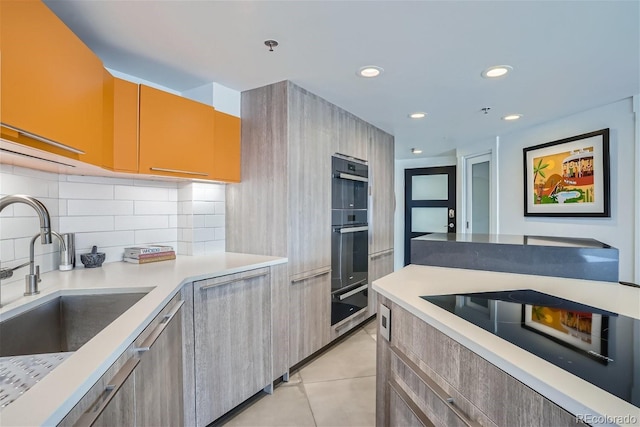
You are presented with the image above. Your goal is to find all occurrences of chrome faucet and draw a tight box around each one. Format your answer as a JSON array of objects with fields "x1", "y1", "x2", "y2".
[
  {"x1": 0, "y1": 194, "x2": 55, "y2": 304},
  {"x1": 25, "y1": 231, "x2": 66, "y2": 296}
]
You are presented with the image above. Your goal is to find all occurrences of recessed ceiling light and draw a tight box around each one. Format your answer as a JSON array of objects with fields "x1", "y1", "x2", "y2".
[
  {"x1": 411, "y1": 148, "x2": 423, "y2": 154},
  {"x1": 409, "y1": 112, "x2": 427, "y2": 119},
  {"x1": 357, "y1": 66, "x2": 384, "y2": 78},
  {"x1": 481, "y1": 65, "x2": 513, "y2": 78},
  {"x1": 502, "y1": 114, "x2": 523, "y2": 121}
]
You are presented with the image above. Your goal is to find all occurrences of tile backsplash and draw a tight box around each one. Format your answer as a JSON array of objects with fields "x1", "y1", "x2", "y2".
[{"x1": 0, "y1": 164, "x2": 226, "y2": 284}]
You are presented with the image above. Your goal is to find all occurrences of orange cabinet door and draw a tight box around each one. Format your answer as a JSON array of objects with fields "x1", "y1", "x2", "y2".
[
  {"x1": 103, "y1": 76, "x2": 139, "y2": 172},
  {"x1": 0, "y1": 0, "x2": 105, "y2": 165},
  {"x1": 211, "y1": 111, "x2": 241, "y2": 182},
  {"x1": 139, "y1": 85, "x2": 215, "y2": 179}
]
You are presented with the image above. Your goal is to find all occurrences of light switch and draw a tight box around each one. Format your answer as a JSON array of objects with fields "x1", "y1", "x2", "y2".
[{"x1": 379, "y1": 304, "x2": 391, "y2": 341}]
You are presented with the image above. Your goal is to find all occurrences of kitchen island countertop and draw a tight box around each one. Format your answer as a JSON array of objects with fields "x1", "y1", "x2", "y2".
[
  {"x1": 373, "y1": 264, "x2": 640, "y2": 426},
  {"x1": 0, "y1": 252, "x2": 287, "y2": 426}
]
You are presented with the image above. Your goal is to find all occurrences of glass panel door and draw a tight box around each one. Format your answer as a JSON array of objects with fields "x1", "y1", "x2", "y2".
[{"x1": 404, "y1": 166, "x2": 456, "y2": 265}]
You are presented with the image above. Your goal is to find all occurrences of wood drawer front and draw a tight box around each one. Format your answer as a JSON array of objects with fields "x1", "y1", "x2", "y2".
[
  {"x1": 389, "y1": 379, "x2": 433, "y2": 427},
  {"x1": 390, "y1": 301, "x2": 583, "y2": 427},
  {"x1": 390, "y1": 346, "x2": 481, "y2": 427}
]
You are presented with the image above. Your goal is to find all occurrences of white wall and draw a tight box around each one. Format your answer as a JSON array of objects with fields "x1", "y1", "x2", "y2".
[
  {"x1": 394, "y1": 97, "x2": 637, "y2": 282},
  {"x1": 498, "y1": 98, "x2": 636, "y2": 282},
  {"x1": 0, "y1": 165, "x2": 226, "y2": 285}
]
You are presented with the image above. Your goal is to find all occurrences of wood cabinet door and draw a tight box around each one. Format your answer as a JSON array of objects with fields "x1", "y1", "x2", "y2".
[
  {"x1": 211, "y1": 110, "x2": 241, "y2": 182},
  {"x1": 193, "y1": 269, "x2": 271, "y2": 426},
  {"x1": 368, "y1": 128, "x2": 395, "y2": 254},
  {"x1": 1, "y1": 0, "x2": 105, "y2": 165},
  {"x1": 288, "y1": 86, "x2": 337, "y2": 276},
  {"x1": 368, "y1": 249, "x2": 394, "y2": 316},
  {"x1": 289, "y1": 270, "x2": 331, "y2": 365},
  {"x1": 139, "y1": 85, "x2": 215, "y2": 180},
  {"x1": 337, "y1": 111, "x2": 368, "y2": 162},
  {"x1": 134, "y1": 297, "x2": 184, "y2": 427}
]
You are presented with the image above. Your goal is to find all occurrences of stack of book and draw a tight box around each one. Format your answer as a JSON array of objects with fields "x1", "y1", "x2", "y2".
[{"x1": 123, "y1": 245, "x2": 176, "y2": 264}]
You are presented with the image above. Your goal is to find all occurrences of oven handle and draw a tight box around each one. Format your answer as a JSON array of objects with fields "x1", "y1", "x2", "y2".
[
  {"x1": 336, "y1": 225, "x2": 368, "y2": 234},
  {"x1": 335, "y1": 172, "x2": 369, "y2": 183},
  {"x1": 338, "y1": 284, "x2": 368, "y2": 300}
]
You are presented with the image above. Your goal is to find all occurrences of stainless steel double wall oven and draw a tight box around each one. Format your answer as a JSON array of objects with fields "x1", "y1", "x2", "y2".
[{"x1": 331, "y1": 155, "x2": 369, "y2": 325}]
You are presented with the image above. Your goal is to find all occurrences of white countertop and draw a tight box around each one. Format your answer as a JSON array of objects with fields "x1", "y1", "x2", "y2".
[
  {"x1": 0, "y1": 252, "x2": 287, "y2": 426},
  {"x1": 373, "y1": 265, "x2": 640, "y2": 427}
]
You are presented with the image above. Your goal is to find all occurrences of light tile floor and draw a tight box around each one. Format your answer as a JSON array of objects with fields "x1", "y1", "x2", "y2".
[{"x1": 223, "y1": 318, "x2": 377, "y2": 427}]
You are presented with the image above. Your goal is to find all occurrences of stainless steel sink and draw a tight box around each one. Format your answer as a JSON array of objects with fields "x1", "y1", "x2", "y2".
[{"x1": 0, "y1": 292, "x2": 148, "y2": 357}]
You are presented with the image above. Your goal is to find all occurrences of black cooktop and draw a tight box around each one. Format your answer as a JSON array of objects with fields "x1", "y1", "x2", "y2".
[{"x1": 421, "y1": 290, "x2": 638, "y2": 408}]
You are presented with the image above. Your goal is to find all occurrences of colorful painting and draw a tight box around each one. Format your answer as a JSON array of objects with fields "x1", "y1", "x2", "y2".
[
  {"x1": 522, "y1": 304, "x2": 610, "y2": 364},
  {"x1": 523, "y1": 129, "x2": 610, "y2": 217}
]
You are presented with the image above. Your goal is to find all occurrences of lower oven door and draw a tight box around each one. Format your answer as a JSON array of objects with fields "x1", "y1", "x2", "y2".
[
  {"x1": 331, "y1": 283, "x2": 368, "y2": 325},
  {"x1": 331, "y1": 225, "x2": 369, "y2": 292}
]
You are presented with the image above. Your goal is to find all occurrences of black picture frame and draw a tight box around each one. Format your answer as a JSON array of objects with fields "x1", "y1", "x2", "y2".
[{"x1": 523, "y1": 128, "x2": 610, "y2": 217}]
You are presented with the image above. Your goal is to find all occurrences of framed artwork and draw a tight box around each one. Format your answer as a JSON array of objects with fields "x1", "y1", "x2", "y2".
[
  {"x1": 521, "y1": 304, "x2": 610, "y2": 364},
  {"x1": 523, "y1": 128, "x2": 610, "y2": 217}
]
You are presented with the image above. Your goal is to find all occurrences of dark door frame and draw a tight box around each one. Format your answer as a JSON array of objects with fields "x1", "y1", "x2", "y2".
[{"x1": 404, "y1": 166, "x2": 456, "y2": 265}]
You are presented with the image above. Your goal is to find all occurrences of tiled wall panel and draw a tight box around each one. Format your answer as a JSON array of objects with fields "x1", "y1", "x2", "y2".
[{"x1": 0, "y1": 165, "x2": 227, "y2": 285}]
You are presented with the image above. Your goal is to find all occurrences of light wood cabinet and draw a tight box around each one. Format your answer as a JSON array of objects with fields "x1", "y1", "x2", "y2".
[
  {"x1": 289, "y1": 270, "x2": 332, "y2": 365},
  {"x1": 193, "y1": 269, "x2": 272, "y2": 426},
  {"x1": 58, "y1": 294, "x2": 184, "y2": 427},
  {"x1": 0, "y1": 0, "x2": 105, "y2": 165},
  {"x1": 138, "y1": 84, "x2": 215, "y2": 180},
  {"x1": 288, "y1": 87, "x2": 338, "y2": 276},
  {"x1": 377, "y1": 296, "x2": 583, "y2": 427},
  {"x1": 228, "y1": 80, "x2": 394, "y2": 368},
  {"x1": 337, "y1": 110, "x2": 369, "y2": 162},
  {"x1": 368, "y1": 128, "x2": 395, "y2": 255},
  {"x1": 368, "y1": 249, "x2": 394, "y2": 316},
  {"x1": 133, "y1": 296, "x2": 184, "y2": 427}
]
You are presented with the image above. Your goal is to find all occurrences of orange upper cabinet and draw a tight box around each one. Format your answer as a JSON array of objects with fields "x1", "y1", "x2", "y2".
[
  {"x1": 139, "y1": 85, "x2": 216, "y2": 180},
  {"x1": 211, "y1": 111, "x2": 241, "y2": 182},
  {"x1": 0, "y1": 0, "x2": 105, "y2": 165},
  {"x1": 102, "y1": 74, "x2": 139, "y2": 173}
]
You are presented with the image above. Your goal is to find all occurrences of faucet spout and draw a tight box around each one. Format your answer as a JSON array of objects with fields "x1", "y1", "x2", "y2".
[{"x1": 0, "y1": 194, "x2": 52, "y2": 244}]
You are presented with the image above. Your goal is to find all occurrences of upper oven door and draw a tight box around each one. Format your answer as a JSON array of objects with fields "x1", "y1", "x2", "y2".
[{"x1": 332, "y1": 156, "x2": 368, "y2": 210}]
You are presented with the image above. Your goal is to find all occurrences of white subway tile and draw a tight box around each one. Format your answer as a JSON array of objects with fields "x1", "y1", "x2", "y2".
[
  {"x1": 191, "y1": 242, "x2": 205, "y2": 256},
  {"x1": 66, "y1": 175, "x2": 135, "y2": 186},
  {"x1": 193, "y1": 215, "x2": 205, "y2": 228},
  {"x1": 133, "y1": 179, "x2": 178, "y2": 189},
  {"x1": 115, "y1": 185, "x2": 173, "y2": 201},
  {"x1": 214, "y1": 201, "x2": 225, "y2": 215},
  {"x1": 178, "y1": 183, "x2": 193, "y2": 200},
  {"x1": 134, "y1": 228, "x2": 177, "y2": 244},
  {"x1": 193, "y1": 228, "x2": 215, "y2": 242},
  {"x1": 205, "y1": 240, "x2": 225, "y2": 254},
  {"x1": 134, "y1": 201, "x2": 177, "y2": 215},
  {"x1": 59, "y1": 182, "x2": 114, "y2": 200},
  {"x1": 177, "y1": 241, "x2": 192, "y2": 256},
  {"x1": 0, "y1": 217, "x2": 44, "y2": 239},
  {"x1": 115, "y1": 215, "x2": 169, "y2": 230},
  {"x1": 68, "y1": 200, "x2": 133, "y2": 216},
  {"x1": 58, "y1": 200, "x2": 68, "y2": 216},
  {"x1": 0, "y1": 173, "x2": 52, "y2": 197},
  {"x1": 214, "y1": 227, "x2": 226, "y2": 241},
  {"x1": 204, "y1": 215, "x2": 225, "y2": 228},
  {"x1": 193, "y1": 201, "x2": 216, "y2": 215},
  {"x1": 75, "y1": 231, "x2": 135, "y2": 250},
  {"x1": 59, "y1": 216, "x2": 115, "y2": 233},
  {"x1": 168, "y1": 215, "x2": 178, "y2": 228},
  {"x1": 0, "y1": 239, "x2": 16, "y2": 261}
]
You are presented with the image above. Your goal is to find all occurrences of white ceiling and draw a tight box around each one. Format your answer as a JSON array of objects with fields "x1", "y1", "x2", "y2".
[{"x1": 44, "y1": 0, "x2": 639, "y2": 159}]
